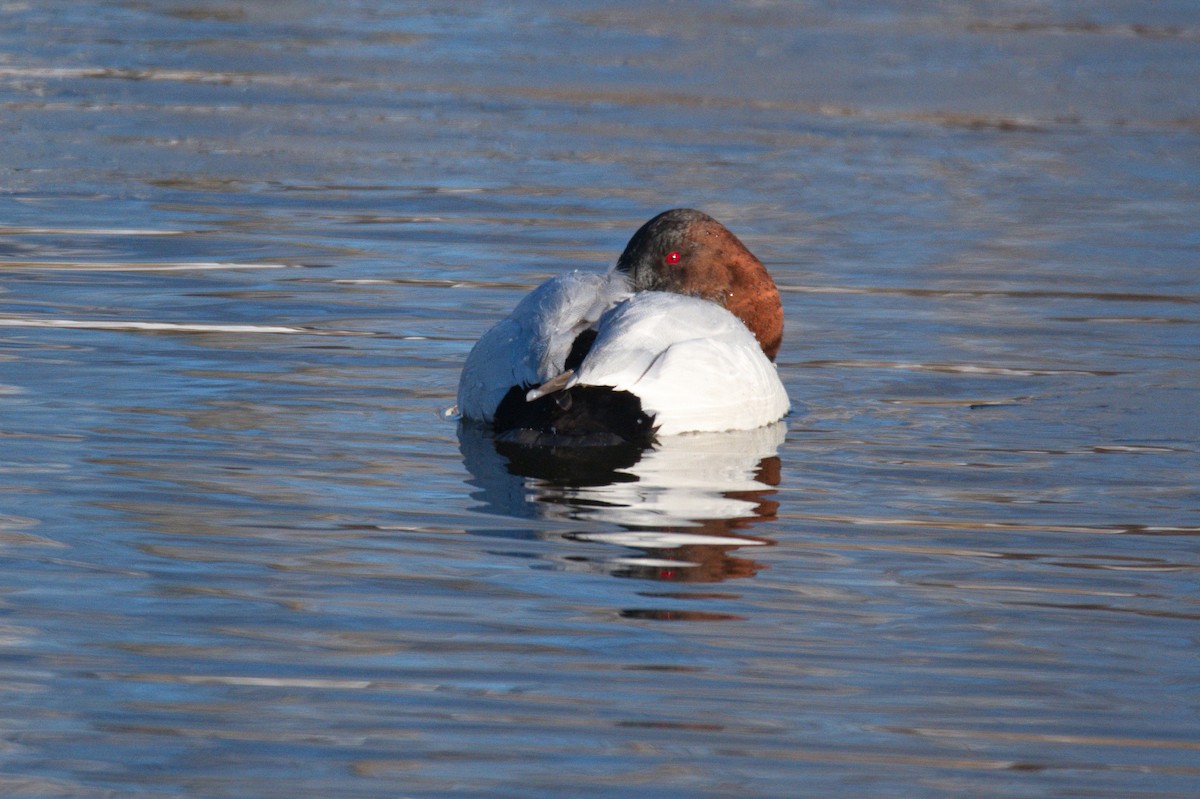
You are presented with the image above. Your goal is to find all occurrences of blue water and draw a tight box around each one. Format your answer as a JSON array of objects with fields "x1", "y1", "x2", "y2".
[{"x1": 2, "y1": 2, "x2": 1198, "y2": 797}]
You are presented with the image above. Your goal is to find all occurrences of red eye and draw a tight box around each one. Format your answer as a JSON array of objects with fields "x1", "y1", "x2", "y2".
[{"x1": 664, "y1": 251, "x2": 681, "y2": 265}]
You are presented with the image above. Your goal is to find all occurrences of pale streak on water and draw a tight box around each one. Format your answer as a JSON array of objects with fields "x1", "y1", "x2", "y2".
[{"x1": 1, "y1": 2, "x2": 1199, "y2": 797}]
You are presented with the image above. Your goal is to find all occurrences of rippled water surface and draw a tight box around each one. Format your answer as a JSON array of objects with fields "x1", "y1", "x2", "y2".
[{"x1": 3, "y1": 2, "x2": 1199, "y2": 797}]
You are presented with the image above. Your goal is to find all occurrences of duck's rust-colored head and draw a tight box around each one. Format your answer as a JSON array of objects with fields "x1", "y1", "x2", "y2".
[{"x1": 615, "y1": 208, "x2": 783, "y2": 361}]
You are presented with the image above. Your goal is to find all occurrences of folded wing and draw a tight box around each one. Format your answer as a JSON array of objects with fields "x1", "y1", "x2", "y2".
[{"x1": 570, "y1": 292, "x2": 790, "y2": 435}]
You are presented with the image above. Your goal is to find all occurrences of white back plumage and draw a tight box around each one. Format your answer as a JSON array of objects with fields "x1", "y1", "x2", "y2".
[{"x1": 457, "y1": 270, "x2": 630, "y2": 422}]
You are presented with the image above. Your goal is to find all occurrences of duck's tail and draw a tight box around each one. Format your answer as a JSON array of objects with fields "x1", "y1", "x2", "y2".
[{"x1": 492, "y1": 383, "x2": 657, "y2": 448}]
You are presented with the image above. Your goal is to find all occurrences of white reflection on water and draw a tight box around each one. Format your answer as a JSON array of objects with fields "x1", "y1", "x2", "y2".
[
  {"x1": 460, "y1": 422, "x2": 785, "y2": 583},
  {"x1": 461, "y1": 422, "x2": 784, "y2": 525},
  {"x1": 0, "y1": 317, "x2": 320, "y2": 334}
]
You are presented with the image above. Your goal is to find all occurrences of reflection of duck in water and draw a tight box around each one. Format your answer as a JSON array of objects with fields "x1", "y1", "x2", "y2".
[
  {"x1": 458, "y1": 422, "x2": 785, "y2": 584},
  {"x1": 459, "y1": 421, "x2": 785, "y2": 526},
  {"x1": 456, "y1": 209, "x2": 789, "y2": 447}
]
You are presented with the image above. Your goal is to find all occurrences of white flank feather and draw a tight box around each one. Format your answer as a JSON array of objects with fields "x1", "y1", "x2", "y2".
[{"x1": 569, "y1": 292, "x2": 790, "y2": 435}]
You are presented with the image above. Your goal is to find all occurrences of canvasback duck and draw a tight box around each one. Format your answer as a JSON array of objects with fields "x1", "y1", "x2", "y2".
[{"x1": 457, "y1": 208, "x2": 790, "y2": 446}]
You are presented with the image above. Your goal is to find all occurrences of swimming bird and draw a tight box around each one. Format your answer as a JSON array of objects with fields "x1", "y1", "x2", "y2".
[{"x1": 456, "y1": 208, "x2": 789, "y2": 446}]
